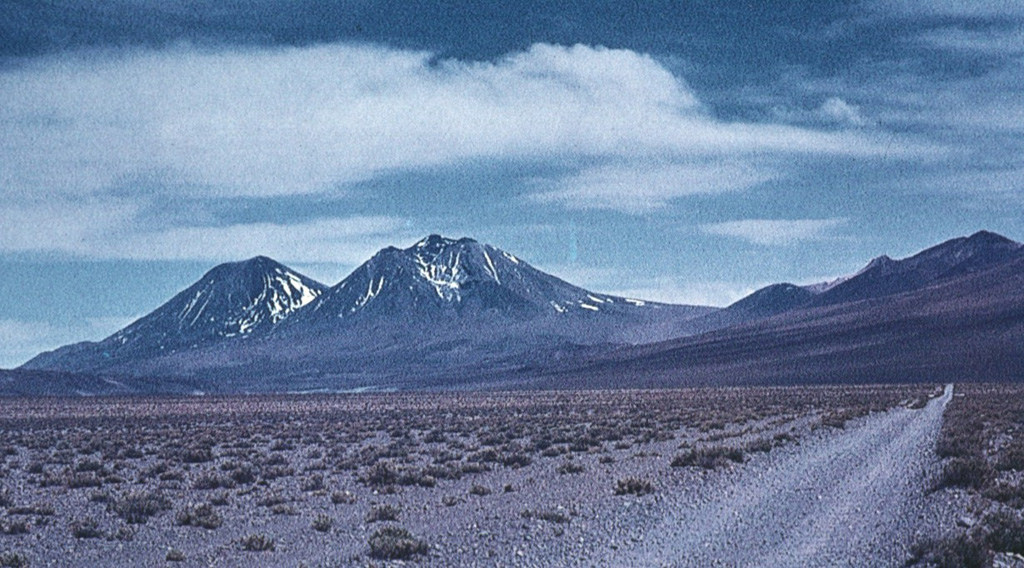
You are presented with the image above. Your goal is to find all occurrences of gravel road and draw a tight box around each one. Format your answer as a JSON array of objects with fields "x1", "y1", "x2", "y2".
[{"x1": 608, "y1": 384, "x2": 953, "y2": 568}]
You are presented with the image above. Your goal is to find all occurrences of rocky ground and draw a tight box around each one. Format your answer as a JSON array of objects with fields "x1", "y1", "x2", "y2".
[{"x1": 0, "y1": 384, "x2": 955, "y2": 567}]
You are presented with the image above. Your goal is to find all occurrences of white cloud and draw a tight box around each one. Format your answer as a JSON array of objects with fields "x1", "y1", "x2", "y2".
[
  {"x1": 877, "y1": 1, "x2": 1024, "y2": 18},
  {"x1": 0, "y1": 315, "x2": 149, "y2": 369},
  {"x1": 0, "y1": 200, "x2": 408, "y2": 265},
  {"x1": 701, "y1": 218, "x2": 846, "y2": 246},
  {"x1": 771, "y1": 96, "x2": 873, "y2": 129},
  {"x1": 0, "y1": 198, "x2": 141, "y2": 253},
  {"x1": 605, "y1": 279, "x2": 757, "y2": 307},
  {"x1": 897, "y1": 167, "x2": 1024, "y2": 200},
  {"x1": 531, "y1": 162, "x2": 774, "y2": 213},
  {"x1": 0, "y1": 319, "x2": 75, "y2": 368},
  {"x1": 538, "y1": 264, "x2": 756, "y2": 307},
  {"x1": 817, "y1": 97, "x2": 870, "y2": 127},
  {"x1": 918, "y1": 27, "x2": 1024, "y2": 55},
  {"x1": 0, "y1": 42, "x2": 900, "y2": 204}
]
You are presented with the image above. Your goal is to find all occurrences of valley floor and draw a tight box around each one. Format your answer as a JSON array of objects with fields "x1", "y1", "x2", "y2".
[{"x1": 0, "y1": 384, "x2": 982, "y2": 567}]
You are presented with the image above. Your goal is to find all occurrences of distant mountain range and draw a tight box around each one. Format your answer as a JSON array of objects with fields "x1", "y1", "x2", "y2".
[
  {"x1": 17, "y1": 235, "x2": 710, "y2": 392},
  {"x1": 7, "y1": 230, "x2": 1023, "y2": 394},
  {"x1": 529, "y1": 230, "x2": 1024, "y2": 389}
]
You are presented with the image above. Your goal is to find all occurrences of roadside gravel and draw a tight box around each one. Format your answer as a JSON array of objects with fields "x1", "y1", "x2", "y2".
[{"x1": 602, "y1": 384, "x2": 954, "y2": 567}]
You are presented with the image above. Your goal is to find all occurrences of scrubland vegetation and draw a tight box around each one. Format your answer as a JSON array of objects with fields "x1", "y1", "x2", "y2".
[
  {"x1": 909, "y1": 383, "x2": 1024, "y2": 568},
  {"x1": 0, "y1": 384, "x2": 933, "y2": 565}
]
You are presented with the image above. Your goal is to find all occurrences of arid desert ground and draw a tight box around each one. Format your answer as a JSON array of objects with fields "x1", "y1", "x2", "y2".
[{"x1": 1, "y1": 383, "x2": 1023, "y2": 567}]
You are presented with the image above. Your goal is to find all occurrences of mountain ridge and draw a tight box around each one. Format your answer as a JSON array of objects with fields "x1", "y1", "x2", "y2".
[
  {"x1": 22, "y1": 234, "x2": 713, "y2": 383},
  {"x1": 12, "y1": 230, "x2": 1024, "y2": 394},
  {"x1": 23, "y1": 256, "x2": 327, "y2": 372}
]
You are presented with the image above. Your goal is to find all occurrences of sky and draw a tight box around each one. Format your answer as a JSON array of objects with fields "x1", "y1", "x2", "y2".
[{"x1": 1, "y1": 1, "x2": 1023, "y2": 367}]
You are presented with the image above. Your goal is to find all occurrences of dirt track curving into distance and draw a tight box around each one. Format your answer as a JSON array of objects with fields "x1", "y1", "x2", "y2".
[{"x1": 606, "y1": 384, "x2": 954, "y2": 567}]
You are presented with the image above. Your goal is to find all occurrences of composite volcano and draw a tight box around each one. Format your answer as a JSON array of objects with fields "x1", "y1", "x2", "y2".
[{"x1": 22, "y1": 235, "x2": 712, "y2": 391}]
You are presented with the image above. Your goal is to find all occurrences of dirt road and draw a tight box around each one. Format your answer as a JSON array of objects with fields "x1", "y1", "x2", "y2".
[{"x1": 609, "y1": 384, "x2": 953, "y2": 567}]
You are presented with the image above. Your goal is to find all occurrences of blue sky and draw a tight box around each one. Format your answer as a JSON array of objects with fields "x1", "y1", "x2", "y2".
[{"x1": 2, "y1": 1, "x2": 1023, "y2": 367}]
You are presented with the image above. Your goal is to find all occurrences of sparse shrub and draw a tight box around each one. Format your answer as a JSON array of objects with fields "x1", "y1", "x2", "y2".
[
  {"x1": 468, "y1": 484, "x2": 491, "y2": 496},
  {"x1": 269, "y1": 439, "x2": 293, "y2": 452},
  {"x1": 210, "y1": 492, "x2": 230, "y2": 506},
  {"x1": 112, "y1": 525, "x2": 136, "y2": 542},
  {"x1": 263, "y1": 453, "x2": 288, "y2": 466},
  {"x1": 70, "y1": 518, "x2": 104, "y2": 539},
  {"x1": 908, "y1": 533, "x2": 992, "y2": 568},
  {"x1": 996, "y1": 443, "x2": 1024, "y2": 472},
  {"x1": 258, "y1": 494, "x2": 288, "y2": 507},
  {"x1": 442, "y1": 495, "x2": 460, "y2": 507},
  {"x1": 542, "y1": 445, "x2": 570, "y2": 458},
  {"x1": 468, "y1": 448, "x2": 498, "y2": 463},
  {"x1": 193, "y1": 473, "x2": 236, "y2": 491},
  {"x1": 521, "y1": 509, "x2": 570, "y2": 524},
  {"x1": 0, "y1": 552, "x2": 29, "y2": 568},
  {"x1": 773, "y1": 432, "x2": 796, "y2": 444},
  {"x1": 819, "y1": 409, "x2": 858, "y2": 429},
  {"x1": 181, "y1": 447, "x2": 214, "y2": 464},
  {"x1": 270, "y1": 504, "x2": 297, "y2": 516},
  {"x1": 671, "y1": 447, "x2": 745, "y2": 470},
  {"x1": 330, "y1": 490, "x2": 356, "y2": 505},
  {"x1": 744, "y1": 438, "x2": 774, "y2": 454},
  {"x1": 397, "y1": 469, "x2": 436, "y2": 487},
  {"x1": 88, "y1": 491, "x2": 110, "y2": 504},
  {"x1": 3, "y1": 521, "x2": 29, "y2": 536},
  {"x1": 261, "y1": 466, "x2": 295, "y2": 480},
  {"x1": 158, "y1": 470, "x2": 185, "y2": 482},
  {"x1": 937, "y1": 457, "x2": 993, "y2": 490},
  {"x1": 240, "y1": 533, "x2": 275, "y2": 552},
  {"x1": 502, "y1": 453, "x2": 532, "y2": 468},
  {"x1": 906, "y1": 395, "x2": 929, "y2": 410},
  {"x1": 229, "y1": 466, "x2": 258, "y2": 485},
  {"x1": 65, "y1": 473, "x2": 103, "y2": 489},
  {"x1": 460, "y1": 462, "x2": 490, "y2": 475},
  {"x1": 301, "y1": 474, "x2": 326, "y2": 492},
  {"x1": 614, "y1": 477, "x2": 654, "y2": 496},
  {"x1": 165, "y1": 549, "x2": 185, "y2": 562},
  {"x1": 311, "y1": 514, "x2": 333, "y2": 533},
  {"x1": 983, "y1": 479, "x2": 1024, "y2": 508},
  {"x1": 983, "y1": 510, "x2": 1024, "y2": 554},
  {"x1": 7, "y1": 504, "x2": 53, "y2": 517},
  {"x1": 362, "y1": 462, "x2": 398, "y2": 486},
  {"x1": 365, "y1": 504, "x2": 401, "y2": 523},
  {"x1": 556, "y1": 461, "x2": 585, "y2": 475},
  {"x1": 108, "y1": 491, "x2": 171, "y2": 524},
  {"x1": 368, "y1": 526, "x2": 428, "y2": 560},
  {"x1": 74, "y1": 459, "x2": 104, "y2": 473},
  {"x1": 175, "y1": 503, "x2": 222, "y2": 529}
]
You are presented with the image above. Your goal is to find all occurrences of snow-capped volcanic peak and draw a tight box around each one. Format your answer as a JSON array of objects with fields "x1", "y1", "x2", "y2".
[
  {"x1": 18, "y1": 255, "x2": 329, "y2": 374},
  {"x1": 410, "y1": 235, "x2": 503, "y2": 301},
  {"x1": 303, "y1": 234, "x2": 662, "y2": 322},
  {"x1": 112, "y1": 256, "x2": 326, "y2": 345},
  {"x1": 226, "y1": 265, "x2": 322, "y2": 334}
]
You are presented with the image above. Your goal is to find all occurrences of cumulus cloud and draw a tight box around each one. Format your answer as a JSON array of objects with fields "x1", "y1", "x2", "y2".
[{"x1": 701, "y1": 218, "x2": 846, "y2": 246}]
